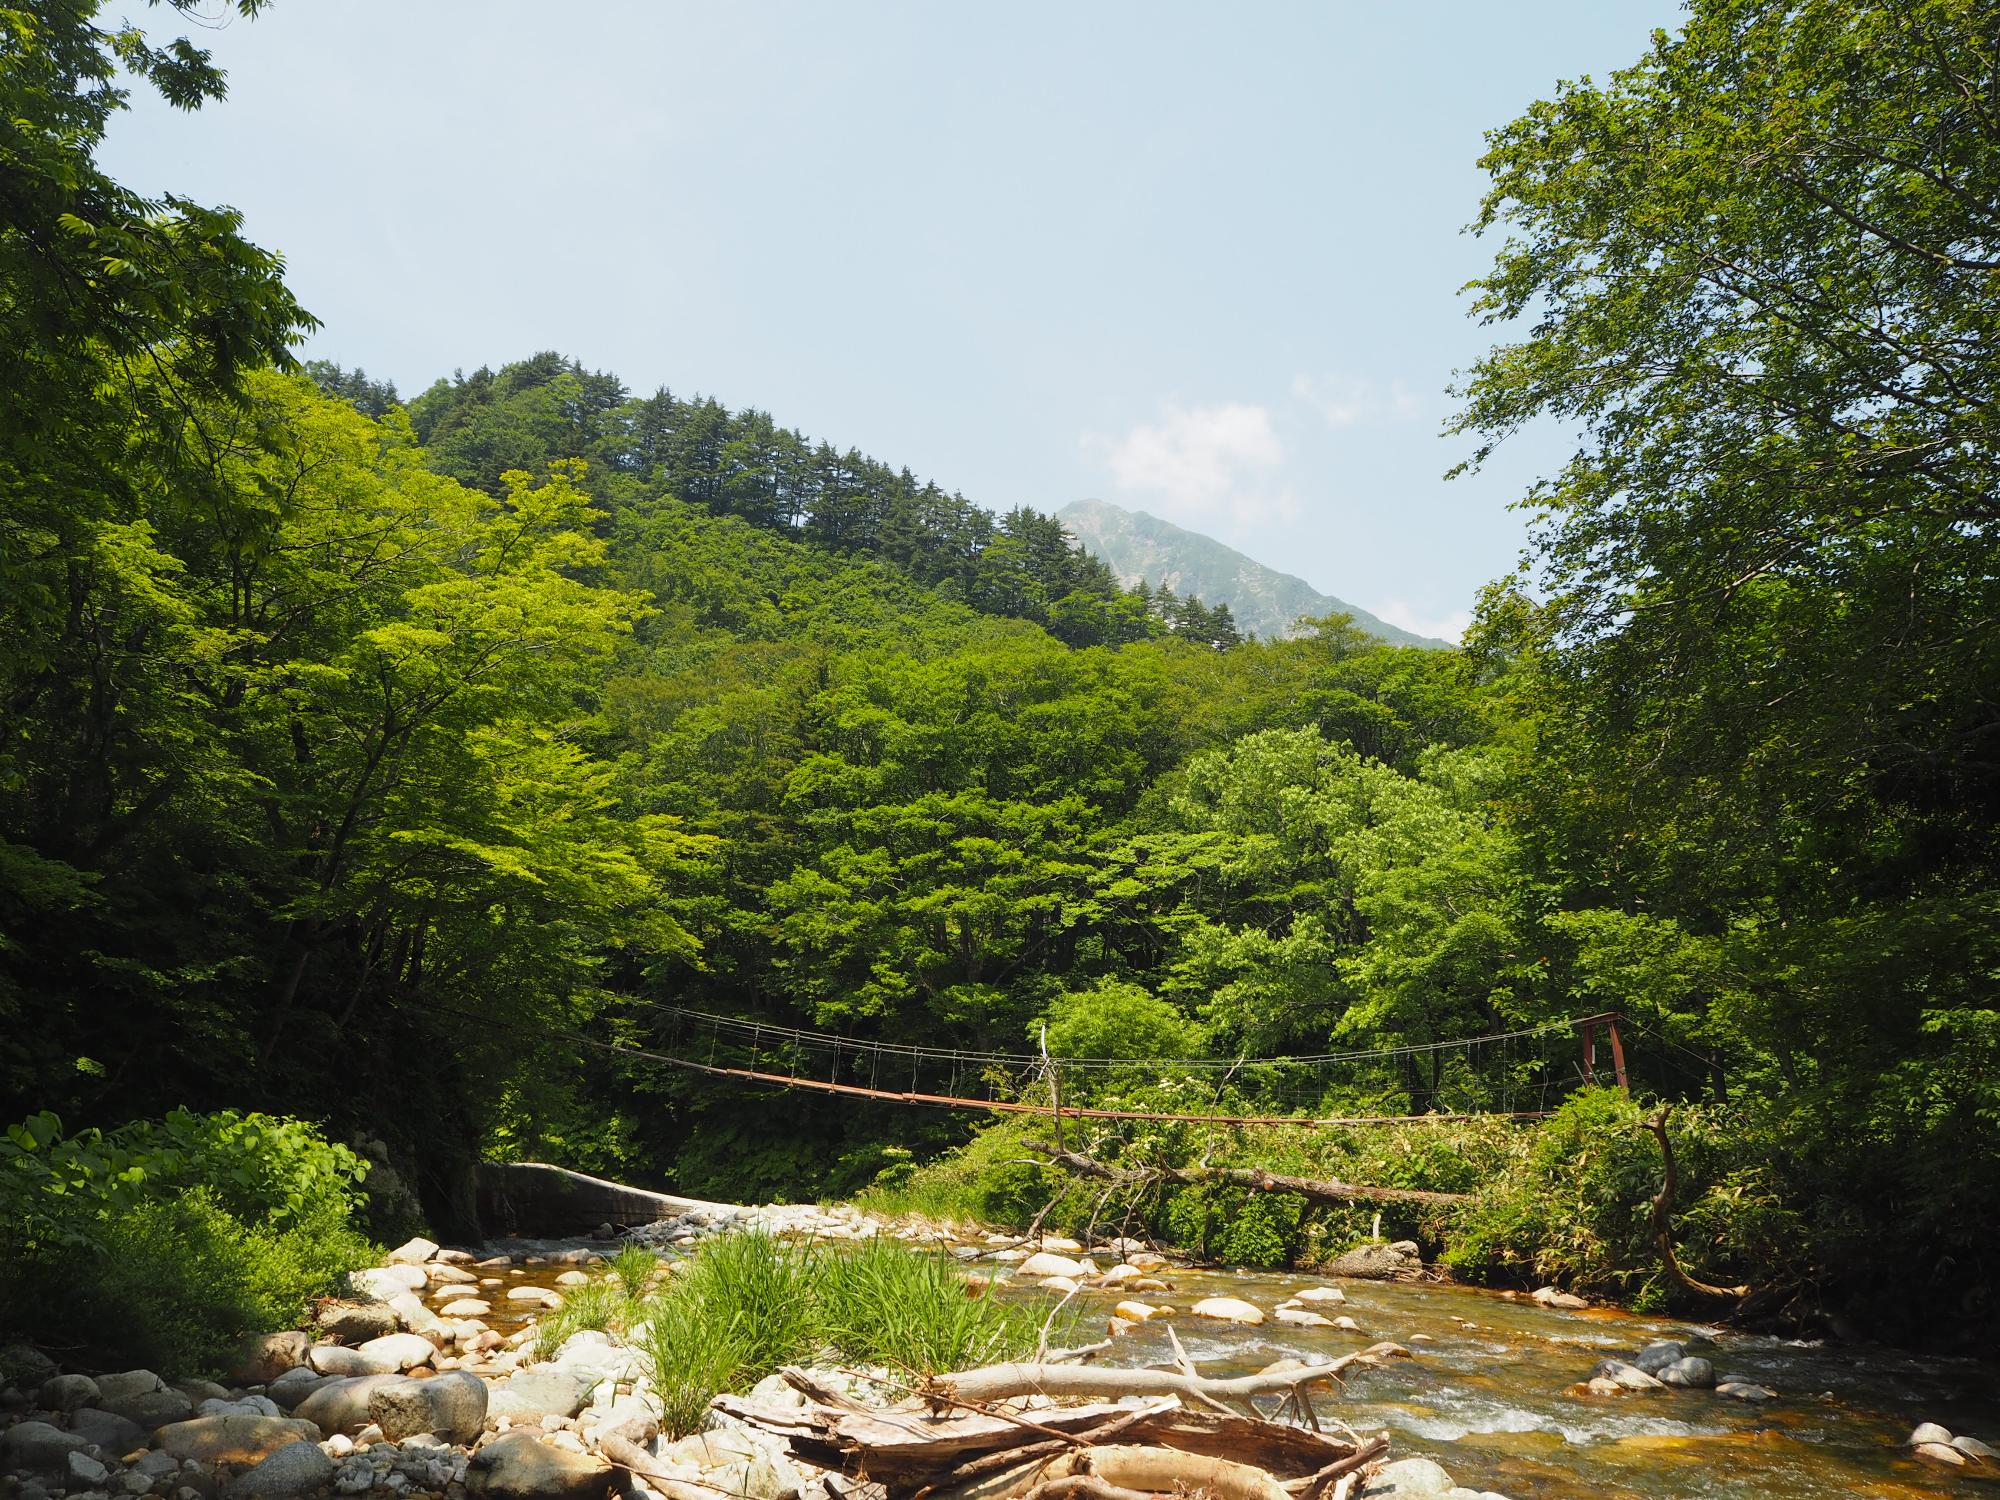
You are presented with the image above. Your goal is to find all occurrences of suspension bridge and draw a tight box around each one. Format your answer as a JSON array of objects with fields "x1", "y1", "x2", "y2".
[{"x1": 423, "y1": 996, "x2": 1699, "y2": 1130}]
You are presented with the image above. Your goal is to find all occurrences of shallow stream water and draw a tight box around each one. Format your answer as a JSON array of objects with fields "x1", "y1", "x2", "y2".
[
  {"x1": 1030, "y1": 1263, "x2": 1998, "y2": 1500},
  {"x1": 484, "y1": 1239, "x2": 1997, "y2": 1499}
]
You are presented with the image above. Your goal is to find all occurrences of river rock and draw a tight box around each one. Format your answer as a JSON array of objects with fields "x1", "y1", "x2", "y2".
[
  {"x1": 263, "y1": 1369, "x2": 331, "y2": 1412},
  {"x1": 586, "y1": 1396, "x2": 660, "y2": 1446},
  {"x1": 1033, "y1": 1236, "x2": 1085, "y2": 1253},
  {"x1": 307, "y1": 1345, "x2": 384, "y2": 1378},
  {"x1": 1113, "y1": 1301, "x2": 1161, "y2": 1321},
  {"x1": 1955, "y1": 1436, "x2": 1998, "y2": 1459},
  {"x1": 0, "y1": 1345, "x2": 58, "y2": 1389},
  {"x1": 547, "y1": 1332, "x2": 643, "y2": 1384},
  {"x1": 133, "y1": 1451, "x2": 181, "y2": 1480},
  {"x1": 554, "y1": 1270, "x2": 589, "y2": 1288},
  {"x1": 366, "y1": 1372, "x2": 487, "y2": 1443},
  {"x1": 66, "y1": 1449, "x2": 111, "y2": 1488},
  {"x1": 350, "y1": 1265, "x2": 428, "y2": 1300},
  {"x1": 158, "y1": 1416, "x2": 322, "y2": 1466},
  {"x1": 488, "y1": 1371, "x2": 589, "y2": 1421},
  {"x1": 95, "y1": 1370, "x2": 166, "y2": 1403},
  {"x1": 384, "y1": 1237, "x2": 440, "y2": 1266},
  {"x1": 223, "y1": 1439, "x2": 335, "y2": 1500},
  {"x1": 386, "y1": 1289, "x2": 450, "y2": 1336},
  {"x1": 38, "y1": 1374, "x2": 99, "y2": 1413},
  {"x1": 1041, "y1": 1275, "x2": 1082, "y2": 1295},
  {"x1": 1360, "y1": 1456, "x2": 1455, "y2": 1497},
  {"x1": 1190, "y1": 1297, "x2": 1265, "y2": 1325},
  {"x1": 1916, "y1": 1443, "x2": 1968, "y2": 1468},
  {"x1": 1659, "y1": 1356, "x2": 1716, "y2": 1388},
  {"x1": 1329, "y1": 1243, "x2": 1419, "y2": 1280},
  {"x1": 466, "y1": 1431, "x2": 611, "y2": 1500},
  {"x1": 1908, "y1": 1423, "x2": 1954, "y2": 1447},
  {"x1": 1276, "y1": 1308, "x2": 1337, "y2": 1328},
  {"x1": 292, "y1": 1375, "x2": 411, "y2": 1436},
  {"x1": 1632, "y1": 1341, "x2": 1685, "y2": 1373},
  {"x1": 317, "y1": 1301, "x2": 400, "y2": 1344},
  {"x1": 101, "y1": 1387, "x2": 193, "y2": 1429},
  {"x1": 1588, "y1": 1361, "x2": 1664, "y2": 1391},
  {"x1": 1530, "y1": 1286, "x2": 1587, "y2": 1310},
  {"x1": 355, "y1": 1333, "x2": 438, "y2": 1372},
  {"x1": 198, "y1": 1396, "x2": 280, "y2": 1419},
  {"x1": 1291, "y1": 1286, "x2": 1346, "y2": 1305},
  {"x1": 441, "y1": 1298, "x2": 492, "y2": 1318},
  {"x1": 229, "y1": 1331, "x2": 309, "y2": 1386},
  {"x1": 0, "y1": 1421, "x2": 91, "y2": 1476},
  {"x1": 1715, "y1": 1382, "x2": 1777, "y2": 1401},
  {"x1": 70, "y1": 1405, "x2": 147, "y2": 1453},
  {"x1": 1017, "y1": 1252, "x2": 1088, "y2": 1279},
  {"x1": 427, "y1": 1263, "x2": 478, "y2": 1286}
]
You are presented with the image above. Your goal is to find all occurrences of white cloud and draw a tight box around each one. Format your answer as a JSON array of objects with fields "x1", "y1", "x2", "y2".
[
  {"x1": 1367, "y1": 599, "x2": 1473, "y2": 645},
  {"x1": 1291, "y1": 373, "x2": 1425, "y2": 429},
  {"x1": 1085, "y1": 401, "x2": 1286, "y2": 526}
]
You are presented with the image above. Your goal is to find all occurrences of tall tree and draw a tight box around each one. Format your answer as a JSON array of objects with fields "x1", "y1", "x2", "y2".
[{"x1": 1456, "y1": 0, "x2": 2000, "y2": 1299}]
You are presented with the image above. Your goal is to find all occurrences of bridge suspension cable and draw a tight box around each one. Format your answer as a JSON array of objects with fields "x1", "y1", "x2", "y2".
[{"x1": 407, "y1": 998, "x2": 1616, "y2": 1127}]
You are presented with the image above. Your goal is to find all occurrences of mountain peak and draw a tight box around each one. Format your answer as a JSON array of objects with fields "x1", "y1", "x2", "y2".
[{"x1": 1057, "y1": 500, "x2": 1447, "y2": 648}]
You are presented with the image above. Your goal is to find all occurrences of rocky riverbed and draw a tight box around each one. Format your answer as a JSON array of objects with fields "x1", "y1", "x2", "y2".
[{"x1": 1, "y1": 1208, "x2": 1993, "y2": 1500}]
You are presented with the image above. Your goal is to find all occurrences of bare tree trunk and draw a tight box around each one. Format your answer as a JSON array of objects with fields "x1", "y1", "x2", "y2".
[{"x1": 1639, "y1": 1105, "x2": 1750, "y2": 1303}]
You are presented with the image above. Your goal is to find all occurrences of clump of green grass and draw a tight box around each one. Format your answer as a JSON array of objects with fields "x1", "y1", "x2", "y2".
[
  {"x1": 636, "y1": 1230, "x2": 1054, "y2": 1438},
  {"x1": 816, "y1": 1236, "x2": 1046, "y2": 1373},
  {"x1": 533, "y1": 1277, "x2": 633, "y2": 1361},
  {"x1": 608, "y1": 1241, "x2": 663, "y2": 1299},
  {"x1": 639, "y1": 1287, "x2": 764, "y2": 1440},
  {"x1": 668, "y1": 1230, "x2": 822, "y2": 1370}
]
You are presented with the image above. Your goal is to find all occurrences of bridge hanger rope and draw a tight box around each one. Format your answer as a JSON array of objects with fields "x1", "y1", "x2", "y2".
[
  {"x1": 404, "y1": 997, "x2": 1589, "y2": 1127},
  {"x1": 617, "y1": 995, "x2": 1583, "y2": 1073}
]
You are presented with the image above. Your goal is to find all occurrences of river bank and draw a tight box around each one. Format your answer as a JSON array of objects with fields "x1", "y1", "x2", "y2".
[{"x1": 2, "y1": 1208, "x2": 1993, "y2": 1500}]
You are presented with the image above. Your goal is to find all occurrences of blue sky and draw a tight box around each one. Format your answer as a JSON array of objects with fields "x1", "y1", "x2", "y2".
[{"x1": 104, "y1": 1, "x2": 1676, "y2": 640}]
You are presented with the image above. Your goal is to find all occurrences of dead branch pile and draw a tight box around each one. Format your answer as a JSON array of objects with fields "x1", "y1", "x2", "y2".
[
  {"x1": 1025, "y1": 1142, "x2": 1467, "y2": 1209},
  {"x1": 712, "y1": 1344, "x2": 1407, "y2": 1500}
]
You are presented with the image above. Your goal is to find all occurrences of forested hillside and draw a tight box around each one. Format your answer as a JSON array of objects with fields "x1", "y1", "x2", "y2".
[{"x1": 3, "y1": 0, "x2": 1997, "y2": 1356}]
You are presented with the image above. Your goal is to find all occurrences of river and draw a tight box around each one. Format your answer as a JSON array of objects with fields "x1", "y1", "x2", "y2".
[
  {"x1": 1062, "y1": 1264, "x2": 1996, "y2": 1499},
  {"x1": 485, "y1": 1239, "x2": 1997, "y2": 1499}
]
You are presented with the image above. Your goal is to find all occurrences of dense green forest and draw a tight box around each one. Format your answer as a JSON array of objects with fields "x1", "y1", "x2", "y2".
[{"x1": 3, "y1": 0, "x2": 1996, "y2": 1353}]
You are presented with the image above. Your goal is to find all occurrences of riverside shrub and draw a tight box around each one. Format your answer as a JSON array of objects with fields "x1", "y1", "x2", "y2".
[{"x1": 0, "y1": 1110, "x2": 377, "y2": 1375}]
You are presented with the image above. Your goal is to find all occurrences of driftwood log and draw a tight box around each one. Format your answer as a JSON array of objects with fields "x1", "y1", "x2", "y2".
[
  {"x1": 922, "y1": 1343, "x2": 1410, "y2": 1419},
  {"x1": 1025, "y1": 1142, "x2": 1467, "y2": 1209},
  {"x1": 596, "y1": 1434, "x2": 722, "y2": 1500},
  {"x1": 716, "y1": 1361, "x2": 1399, "y2": 1500}
]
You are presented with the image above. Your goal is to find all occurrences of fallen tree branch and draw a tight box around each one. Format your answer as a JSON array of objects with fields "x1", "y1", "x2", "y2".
[
  {"x1": 1033, "y1": 1445, "x2": 1291, "y2": 1500},
  {"x1": 1018, "y1": 1479, "x2": 1163, "y2": 1500},
  {"x1": 923, "y1": 1406, "x2": 1164, "y2": 1495},
  {"x1": 1284, "y1": 1435, "x2": 1389, "y2": 1499},
  {"x1": 598, "y1": 1434, "x2": 736, "y2": 1500},
  {"x1": 1025, "y1": 1143, "x2": 1467, "y2": 1208},
  {"x1": 924, "y1": 1344, "x2": 1409, "y2": 1419},
  {"x1": 1639, "y1": 1105, "x2": 1751, "y2": 1303}
]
